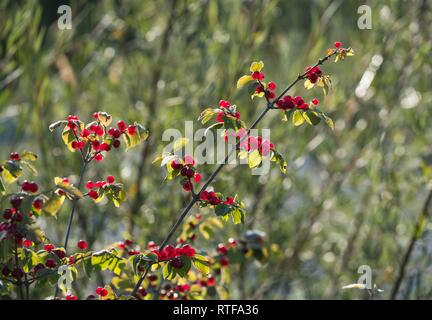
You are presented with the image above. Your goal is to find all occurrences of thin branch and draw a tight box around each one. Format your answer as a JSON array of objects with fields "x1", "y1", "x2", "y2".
[{"x1": 390, "y1": 188, "x2": 432, "y2": 299}]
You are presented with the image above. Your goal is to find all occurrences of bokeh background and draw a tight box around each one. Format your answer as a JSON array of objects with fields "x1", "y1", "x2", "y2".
[{"x1": 1, "y1": 0, "x2": 431, "y2": 299}]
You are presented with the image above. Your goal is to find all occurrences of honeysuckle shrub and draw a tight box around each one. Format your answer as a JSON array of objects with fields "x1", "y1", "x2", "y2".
[{"x1": 0, "y1": 42, "x2": 354, "y2": 299}]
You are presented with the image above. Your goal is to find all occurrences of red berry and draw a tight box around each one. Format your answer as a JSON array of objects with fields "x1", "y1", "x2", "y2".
[
  {"x1": 218, "y1": 100, "x2": 230, "y2": 108},
  {"x1": 71, "y1": 141, "x2": 78, "y2": 149},
  {"x1": 23, "y1": 239, "x2": 32, "y2": 247},
  {"x1": 1, "y1": 266, "x2": 10, "y2": 276},
  {"x1": 86, "y1": 181, "x2": 95, "y2": 189},
  {"x1": 12, "y1": 268, "x2": 24, "y2": 278},
  {"x1": 112, "y1": 129, "x2": 121, "y2": 138},
  {"x1": 334, "y1": 41, "x2": 343, "y2": 48},
  {"x1": 10, "y1": 196, "x2": 23, "y2": 209},
  {"x1": 12, "y1": 212, "x2": 23, "y2": 222},
  {"x1": 312, "y1": 98, "x2": 319, "y2": 105},
  {"x1": 45, "y1": 259, "x2": 56, "y2": 268},
  {"x1": 127, "y1": 125, "x2": 136, "y2": 136},
  {"x1": 29, "y1": 182, "x2": 38, "y2": 193},
  {"x1": 92, "y1": 140, "x2": 100, "y2": 151},
  {"x1": 88, "y1": 190, "x2": 99, "y2": 199},
  {"x1": 268, "y1": 82, "x2": 276, "y2": 90},
  {"x1": 170, "y1": 160, "x2": 183, "y2": 170},
  {"x1": 81, "y1": 129, "x2": 90, "y2": 138},
  {"x1": 10, "y1": 152, "x2": 20, "y2": 161},
  {"x1": 66, "y1": 294, "x2": 78, "y2": 300},
  {"x1": 138, "y1": 287, "x2": 147, "y2": 297},
  {"x1": 216, "y1": 112, "x2": 225, "y2": 123},
  {"x1": 193, "y1": 173, "x2": 202, "y2": 183},
  {"x1": 54, "y1": 249, "x2": 66, "y2": 259},
  {"x1": 180, "y1": 167, "x2": 188, "y2": 176},
  {"x1": 217, "y1": 243, "x2": 228, "y2": 254},
  {"x1": 96, "y1": 287, "x2": 108, "y2": 297},
  {"x1": 95, "y1": 126, "x2": 104, "y2": 136},
  {"x1": 147, "y1": 241, "x2": 156, "y2": 249},
  {"x1": 106, "y1": 175, "x2": 115, "y2": 184},
  {"x1": 100, "y1": 143, "x2": 110, "y2": 152},
  {"x1": 44, "y1": 244, "x2": 55, "y2": 251},
  {"x1": 113, "y1": 140, "x2": 121, "y2": 148},
  {"x1": 77, "y1": 240, "x2": 88, "y2": 250},
  {"x1": 182, "y1": 181, "x2": 193, "y2": 192},
  {"x1": 186, "y1": 168, "x2": 194, "y2": 178},
  {"x1": 3, "y1": 209, "x2": 14, "y2": 219},
  {"x1": 94, "y1": 154, "x2": 103, "y2": 162},
  {"x1": 108, "y1": 127, "x2": 115, "y2": 136},
  {"x1": 220, "y1": 256, "x2": 229, "y2": 267},
  {"x1": 207, "y1": 276, "x2": 216, "y2": 287},
  {"x1": 117, "y1": 120, "x2": 127, "y2": 132},
  {"x1": 92, "y1": 112, "x2": 99, "y2": 119}
]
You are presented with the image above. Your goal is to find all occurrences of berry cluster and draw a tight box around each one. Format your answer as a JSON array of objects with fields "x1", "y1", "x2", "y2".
[
  {"x1": 154, "y1": 244, "x2": 196, "y2": 263},
  {"x1": 199, "y1": 190, "x2": 235, "y2": 206},
  {"x1": 216, "y1": 100, "x2": 241, "y2": 123},
  {"x1": 21, "y1": 180, "x2": 39, "y2": 193},
  {"x1": 254, "y1": 81, "x2": 276, "y2": 100},
  {"x1": 169, "y1": 155, "x2": 202, "y2": 192},
  {"x1": 275, "y1": 95, "x2": 319, "y2": 111},
  {"x1": 239, "y1": 135, "x2": 274, "y2": 157},
  {"x1": 85, "y1": 175, "x2": 116, "y2": 200},
  {"x1": 304, "y1": 65, "x2": 323, "y2": 84}
]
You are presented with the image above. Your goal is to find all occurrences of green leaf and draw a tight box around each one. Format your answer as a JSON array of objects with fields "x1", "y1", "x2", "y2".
[
  {"x1": 192, "y1": 255, "x2": 210, "y2": 274},
  {"x1": 0, "y1": 178, "x2": 5, "y2": 195},
  {"x1": 231, "y1": 208, "x2": 244, "y2": 224},
  {"x1": 248, "y1": 149, "x2": 262, "y2": 168},
  {"x1": 104, "y1": 183, "x2": 125, "y2": 207},
  {"x1": 176, "y1": 256, "x2": 192, "y2": 277},
  {"x1": 292, "y1": 110, "x2": 305, "y2": 126},
  {"x1": 91, "y1": 249, "x2": 126, "y2": 276},
  {"x1": 304, "y1": 110, "x2": 321, "y2": 126},
  {"x1": 49, "y1": 120, "x2": 67, "y2": 132},
  {"x1": 215, "y1": 204, "x2": 232, "y2": 216},
  {"x1": 42, "y1": 193, "x2": 65, "y2": 217}
]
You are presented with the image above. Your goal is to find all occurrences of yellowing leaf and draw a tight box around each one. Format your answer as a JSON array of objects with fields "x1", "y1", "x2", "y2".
[
  {"x1": 173, "y1": 137, "x2": 189, "y2": 152},
  {"x1": 54, "y1": 177, "x2": 83, "y2": 198},
  {"x1": 325, "y1": 116, "x2": 335, "y2": 131},
  {"x1": 249, "y1": 61, "x2": 264, "y2": 72},
  {"x1": 248, "y1": 149, "x2": 262, "y2": 168},
  {"x1": 21, "y1": 151, "x2": 38, "y2": 161},
  {"x1": 97, "y1": 112, "x2": 112, "y2": 126},
  {"x1": 292, "y1": 110, "x2": 305, "y2": 126},
  {"x1": 236, "y1": 75, "x2": 253, "y2": 89},
  {"x1": 251, "y1": 91, "x2": 265, "y2": 99},
  {"x1": 347, "y1": 48, "x2": 355, "y2": 56},
  {"x1": 304, "y1": 79, "x2": 314, "y2": 90},
  {"x1": 43, "y1": 193, "x2": 65, "y2": 217}
]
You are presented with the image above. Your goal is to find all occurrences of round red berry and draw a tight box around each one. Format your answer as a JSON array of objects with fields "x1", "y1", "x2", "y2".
[
  {"x1": 96, "y1": 287, "x2": 108, "y2": 297},
  {"x1": 77, "y1": 240, "x2": 88, "y2": 250},
  {"x1": 66, "y1": 294, "x2": 78, "y2": 300},
  {"x1": 127, "y1": 125, "x2": 136, "y2": 136},
  {"x1": 268, "y1": 82, "x2": 276, "y2": 91},
  {"x1": 182, "y1": 181, "x2": 193, "y2": 192},
  {"x1": 312, "y1": 98, "x2": 319, "y2": 105},
  {"x1": 113, "y1": 140, "x2": 121, "y2": 148},
  {"x1": 86, "y1": 181, "x2": 95, "y2": 189},
  {"x1": 117, "y1": 120, "x2": 127, "y2": 132},
  {"x1": 94, "y1": 154, "x2": 103, "y2": 162},
  {"x1": 9, "y1": 152, "x2": 20, "y2": 161},
  {"x1": 88, "y1": 190, "x2": 99, "y2": 199},
  {"x1": 44, "y1": 244, "x2": 55, "y2": 251},
  {"x1": 45, "y1": 259, "x2": 56, "y2": 268},
  {"x1": 106, "y1": 175, "x2": 115, "y2": 184},
  {"x1": 334, "y1": 41, "x2": 343, "y2": 48}
]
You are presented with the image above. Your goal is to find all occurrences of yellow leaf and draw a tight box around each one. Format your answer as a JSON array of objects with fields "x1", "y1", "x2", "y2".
[
  {"x1": 304, "y1": 79, "x2": 314, "y2": 90},
  {"x1": 249, "y1": 61, "x2": 264, "y2": 72},
  {"x1": 292, "y1": 110, "x2": 305, "y2": 126},
  {"x1": 248, "y1": 149, "x2": 262, "y2": 168},
  {"x1": 347, "y1": 48, "x2": 355, "y2": 56},
  {"x1": 251, "y1": 91, "x2": 265, "y2": 99},
  {"x1": 325, "y1": 117, "x2": 335, "y2": 131},
  {"x1": 236, "y1": 75, "x2": 253, "y2": 89}
]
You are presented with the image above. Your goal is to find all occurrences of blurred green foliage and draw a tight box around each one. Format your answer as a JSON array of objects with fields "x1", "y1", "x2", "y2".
[{"x1": 1, "y1": 0, "x2": 431, "y2": 299}]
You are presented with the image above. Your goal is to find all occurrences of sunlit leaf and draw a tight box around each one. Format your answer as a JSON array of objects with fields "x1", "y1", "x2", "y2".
[
  {"x1": 248, "y1": 149, "x2": 262, "y2": 168},
  {"x1": 292, "y1": 110, "x2": 305, "y2": 126},
  {"x1": 236, "y1": 75, "x2": 253, "y2": 89}
]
